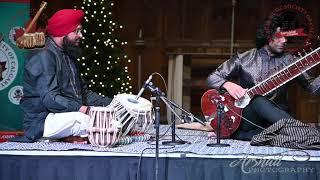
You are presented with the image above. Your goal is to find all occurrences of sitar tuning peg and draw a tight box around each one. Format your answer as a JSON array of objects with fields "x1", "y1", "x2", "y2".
[
  {"x1": 305, "y1": 41, "x2": 311, "y2": 46},
  {"x1": 302, "y1": 49, "x2": 307, "y2": 55},
  {"x1": 298, "y1": 52, "x2": 303, "y2": 58}
]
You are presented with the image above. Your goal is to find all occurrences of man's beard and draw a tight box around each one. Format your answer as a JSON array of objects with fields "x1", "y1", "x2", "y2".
[{"x1": 62, "y1": 37, "x2": 82, "y2": 60}]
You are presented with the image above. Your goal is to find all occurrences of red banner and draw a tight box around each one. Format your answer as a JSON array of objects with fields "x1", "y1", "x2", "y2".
[{"x1": 275, "y1": 28, "x2": 307, "y2": 38}]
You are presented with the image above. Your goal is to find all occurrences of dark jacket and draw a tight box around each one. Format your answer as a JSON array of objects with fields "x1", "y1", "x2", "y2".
[
  {"x1": 207, "y1": 48, "x2": 320, "y2": 111},
  {"x1": 13, "y1": 37, "x2": 112, "y2": 142}
]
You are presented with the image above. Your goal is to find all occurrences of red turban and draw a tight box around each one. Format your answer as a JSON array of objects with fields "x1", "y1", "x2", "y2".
[{"x1": 46, "y1": 9, "x2": 84, "y2": 37}]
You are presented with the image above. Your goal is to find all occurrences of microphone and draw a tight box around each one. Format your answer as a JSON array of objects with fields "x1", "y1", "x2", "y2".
[
  {"x1": 127, "y1": 74, "x2": 153, "y2": 104},
  {"x1": 136, "y1": 74, "x2": 153, "y2": 100}
]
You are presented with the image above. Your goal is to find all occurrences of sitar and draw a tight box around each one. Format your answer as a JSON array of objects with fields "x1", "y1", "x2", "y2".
[{"x1": 201, "y1": 47, "x2": 320, "y2": 137}]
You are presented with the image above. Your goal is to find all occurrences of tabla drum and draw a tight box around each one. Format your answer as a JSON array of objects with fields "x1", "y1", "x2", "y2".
[
  {"x1": 87, "y1": 106, "x2": 122, "y2": 147},
  {"x1": 110, "y1": 93, "x2": 154, "y2": 135}
]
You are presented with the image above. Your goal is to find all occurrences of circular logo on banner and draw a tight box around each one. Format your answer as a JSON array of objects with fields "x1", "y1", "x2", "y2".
[
  {"x1": 8, "y1": 85, "x2": 23, "y2": 105},
  {"x1": 0, "y1": 41, "x2": 18, "y2": 91},
  {"x1": 9, "y1": 26, "x2": 25, "y2": 45},
  {"x1": 265, "y1": 3, "x2": 315, "y2": 53}
]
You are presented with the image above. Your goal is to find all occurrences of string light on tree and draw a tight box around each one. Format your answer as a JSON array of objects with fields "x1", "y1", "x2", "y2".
[{"x1": 79, "y1": 0, "x2": 132, "y2": 97}]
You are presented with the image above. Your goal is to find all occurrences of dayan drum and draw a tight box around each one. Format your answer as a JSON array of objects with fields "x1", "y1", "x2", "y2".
[
  {"x1": 110, "y1": 93, "x2": 155, "y2": 135},
  {"x1": 87, "y1": 106, "x2": 122, "y2": 147}
]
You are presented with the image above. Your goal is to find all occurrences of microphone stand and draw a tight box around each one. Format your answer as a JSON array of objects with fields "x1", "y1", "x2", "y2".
[
  {"x1": 207, "y1": 101, "x2": 230, "y2": 147},
  {"x1": 161, "y1": 96, "x2": 206, "y2": 145},
  {"x1": 161, "y1": 96, "x2": 206, "y2": 126},
  {"x1": 153, "y1": 92, "x2": 161, "y2": 180},
  {"x1": 147, "y1": 82, "x2": 206, "y2": 146},
  {"x1": 162, "y1": 105, "x2": 186, "y2": 145},
  {"x1": 144, "y1": 82, "x2": 164, "y2": 180},
  {"x1": 144, "y1": 82, "x2": 207, "y2": 180}
]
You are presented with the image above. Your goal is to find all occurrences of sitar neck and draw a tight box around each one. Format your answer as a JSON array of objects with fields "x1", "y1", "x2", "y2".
[{"x1": 247, "y1": 47, "x2": 320, "y2": 98}]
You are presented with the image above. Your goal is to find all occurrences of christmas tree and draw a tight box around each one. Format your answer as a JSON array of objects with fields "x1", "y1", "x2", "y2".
[{"x1": 78, "y1": 0, "x2": 132, "y2": 97}]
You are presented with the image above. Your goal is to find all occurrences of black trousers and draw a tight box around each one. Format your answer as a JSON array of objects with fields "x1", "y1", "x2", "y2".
[{"x1": 232, "y1": 96, "x2": 293, "y2": 141}]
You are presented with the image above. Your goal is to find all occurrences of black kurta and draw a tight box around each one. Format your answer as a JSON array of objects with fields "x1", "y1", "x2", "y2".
[{"x1": 13, "y1": 37, "x2": 112, "y2": 142}]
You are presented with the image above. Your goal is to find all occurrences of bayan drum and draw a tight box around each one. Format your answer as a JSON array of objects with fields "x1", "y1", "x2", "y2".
[
  {"x1": 110, "y1": 93, "x2": 154, "y2": 135},
  {"x1": 87, "y1": 106, "x2": 122, "y2": 147}
]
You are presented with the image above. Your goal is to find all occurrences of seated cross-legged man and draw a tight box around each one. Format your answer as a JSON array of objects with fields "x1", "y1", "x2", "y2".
[{"x1": 10, "y1": 9, "x2": 112, "y2": 143}]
